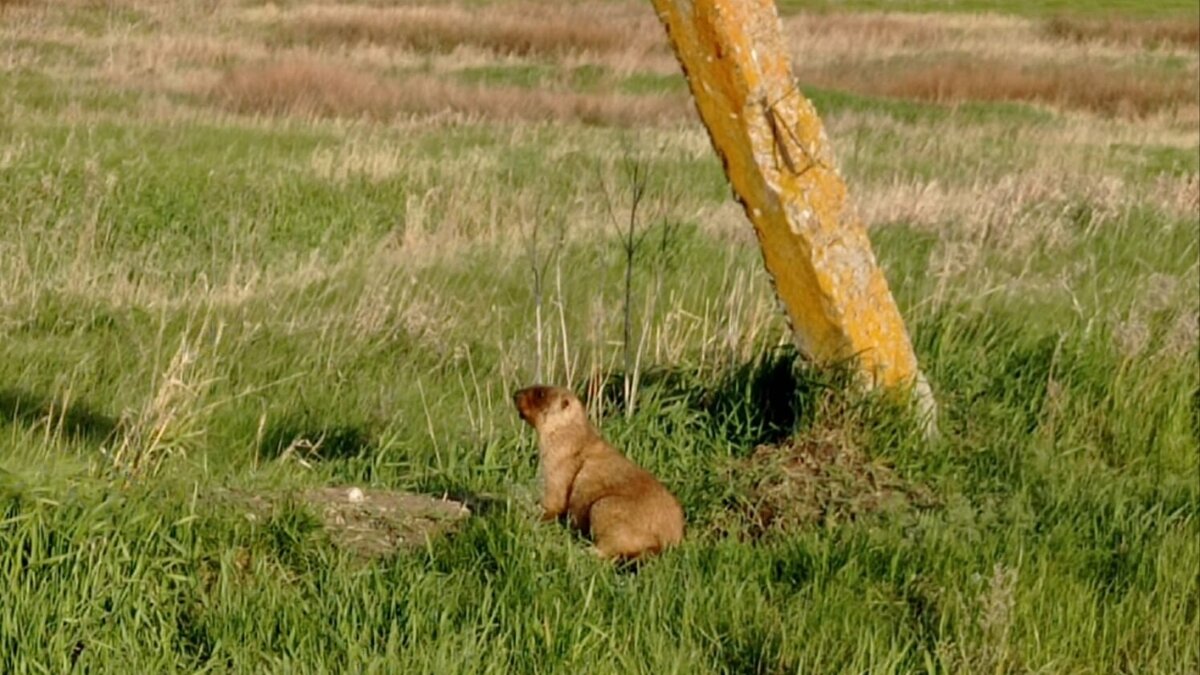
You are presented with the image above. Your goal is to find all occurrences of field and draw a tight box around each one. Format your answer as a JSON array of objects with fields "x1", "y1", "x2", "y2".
[{"x1": 1, "y1": 0, "x2": 1198, "y2": 671}]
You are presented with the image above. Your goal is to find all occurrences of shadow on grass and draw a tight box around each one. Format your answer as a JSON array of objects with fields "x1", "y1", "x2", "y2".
[
  {"x1": 590, "y1": 346, "x2": 849, "y2": 449},
  {"x1": 0, "y1": 388, "x2": 117, "y2": 442},
  {"x1": 258, "y1": 417, "x2": 376, "y2": 461},
  {"x1": 695, "y1": 348, "x2": 841, "y2": 447}
]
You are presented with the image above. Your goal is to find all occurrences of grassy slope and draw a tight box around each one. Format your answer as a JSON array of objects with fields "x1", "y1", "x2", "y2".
[{"x1": 2, "y1": 1, "x2": 1198, "y2": 673}]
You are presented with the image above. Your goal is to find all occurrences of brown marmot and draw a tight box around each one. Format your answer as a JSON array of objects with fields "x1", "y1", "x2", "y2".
[{"x1": 513, "y1": 385, "x2": 685, "y2": 560}]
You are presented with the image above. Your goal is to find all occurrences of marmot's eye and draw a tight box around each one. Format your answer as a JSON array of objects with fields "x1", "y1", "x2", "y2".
[{"x1": 560, "y1": 398, "x2": 569, "y2": 410}]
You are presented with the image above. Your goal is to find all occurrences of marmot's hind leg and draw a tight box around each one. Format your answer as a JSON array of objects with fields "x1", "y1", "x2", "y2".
[{"x1": 589, "y1": 498, "x2": 662, "y2": 560}]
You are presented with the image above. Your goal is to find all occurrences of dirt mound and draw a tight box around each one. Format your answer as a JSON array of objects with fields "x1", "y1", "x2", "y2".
[
  {"x1": 225, "y1": 487, "x2": 470, "y2": 558},
  {"x1": 721, "y1": 428, "x2": 936, "y2": 539}
]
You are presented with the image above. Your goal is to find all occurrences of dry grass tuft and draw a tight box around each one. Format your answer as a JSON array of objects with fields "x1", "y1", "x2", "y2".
[
  {"x1": 787, "y1": 12, "x2": 956, "y2": 49},
  {"x1": 212, "y1": 61, "x2": 385, "y2": 118},
  {"x1": 1046, "y1": 15, "x2": 1200, "y2": 49},
  {"x1": 271, "y1": 4, "x2": 664, "y2": 60},
  {"x1": 102, "y1": 327, "x2": 221, "y2": 478},
  {"x1": 714, "y1": 390, "x2": 937, "y2": 540},
  {"x1": 211, "y1": 61, "x2": 687, "y2": 125},
  {"x1": 718, "y1": 429, "x2": 937, "y2": 540},
  {"x1": 802, "y1": 59, "x2": 1199, "y2": 116}
]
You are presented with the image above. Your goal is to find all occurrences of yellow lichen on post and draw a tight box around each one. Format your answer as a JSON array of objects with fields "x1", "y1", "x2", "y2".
[{"x1": 650, "y1": 0, "x2": 928, "y2": 399}]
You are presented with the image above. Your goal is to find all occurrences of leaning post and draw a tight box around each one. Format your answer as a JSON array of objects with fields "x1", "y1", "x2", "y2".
[{"x1": 649, "y1": 0, "x2": 935, "y2": 426}]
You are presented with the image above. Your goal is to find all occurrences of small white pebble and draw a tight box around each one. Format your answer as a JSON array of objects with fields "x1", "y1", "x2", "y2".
[{"x1": 347, "y1": 487, "x2": 365, "y2": 503}]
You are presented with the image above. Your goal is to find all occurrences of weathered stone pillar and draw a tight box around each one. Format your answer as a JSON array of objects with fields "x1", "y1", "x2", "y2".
[{"x1": 651, "y1": 0, "x2": 934, "y2": 418}]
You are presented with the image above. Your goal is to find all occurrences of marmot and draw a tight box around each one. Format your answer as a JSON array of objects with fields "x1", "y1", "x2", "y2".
[{"x1": 513, "y1": 385, "x2": 685, "y2": 560}]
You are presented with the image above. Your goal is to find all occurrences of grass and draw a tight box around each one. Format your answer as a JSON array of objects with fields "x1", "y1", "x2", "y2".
[
  {"x1": 212, "y1": 61, "x2": 686, "y2": 126},
  {"x1": 1045, "y1": 14, "x2": 1200, "y2": 48},
  {"x1": 268, "y1": 3, "x2": 664, "y2": 59},
  {"x1": 783, "y1": 0, "x2": 1200, "y2": 17},
  {"x1": 797, "y1": 57, "x2": 1199, "y2": 117},
  {"x1": 2, "y1": 0, "x2": 1198, "y2": 672}
]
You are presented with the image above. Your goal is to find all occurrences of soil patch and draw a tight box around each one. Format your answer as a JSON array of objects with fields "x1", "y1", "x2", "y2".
[{"x1": 223, "y1": 486, "x2": 470, "y2": 558}]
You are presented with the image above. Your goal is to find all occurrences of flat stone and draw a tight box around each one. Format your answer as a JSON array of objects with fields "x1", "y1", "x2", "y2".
[{"x1": 221, "y1": 487, "x2": 471, "y2": 559}]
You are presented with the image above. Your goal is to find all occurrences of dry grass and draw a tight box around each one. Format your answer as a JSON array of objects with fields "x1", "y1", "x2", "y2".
[
  {"x1": 249, "y1": 6, "x2": 1197, "y2": 119},
  {"x1": 715, "y1": 394, "x2": 937, "y2": 540},
  {"x1": 788, "y1": 12, "x2": 959, "y2": 49},
  {"x1": 102, "y1": 325, "x2": 221, "y2": 478},
  {"x1": 785, "y1": 12, "x2": 1198, "y2": 68},
  {"x1": 211, "y1": 60, "x2": 687, "y2": 125},
  {"x1": 209, "y1": 55, "x2": 1191, "y2": 126},
  {"x1": 269, "y1": 4, "x2": 665, "y2": 61},
  {"x1": 212, "y1": 61, "x2": 386, "y2": 118},
  {"x1": 7, "y1": 0, "x2": 1195, "y2": 124},
  {"x1": 1046, "y1": 15, "x2": 1200, "y2": 49},
  {"x1": 801, "y1": 58, "x2": 1199, "y2": 116}
]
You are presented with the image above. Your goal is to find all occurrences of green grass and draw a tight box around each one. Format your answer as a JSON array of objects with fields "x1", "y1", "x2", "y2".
[
  {"x1": 455, "y1": 64, "x2": 557, "y2": 89},
  {"x1": 2, "y1": 112, "x2": 1196, "y2": 671},
  {"x1": 620, "y1": 72, "x2": 690, "y2": 96},
  {"x1": 2, "y1": 0, "x2": 1198, "y2": 672},
  {"x1": 0, "y1": 69, "x2": 145, "y2": 119},
  {"x1": 808, "y1": 87, "x2": 1055, "y2": 127},
  {"x1": 1108, "y1": 143, "x2": 1200, "y2": 177}
]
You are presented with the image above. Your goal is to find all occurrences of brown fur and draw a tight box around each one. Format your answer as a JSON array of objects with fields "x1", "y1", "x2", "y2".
[{"x1": 513, "y1": 385, "x2": 685, "y2": 560}]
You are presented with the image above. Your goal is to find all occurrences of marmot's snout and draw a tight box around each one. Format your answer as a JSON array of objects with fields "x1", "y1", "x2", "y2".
[
  {"x1": 514, "y1": 385, "x2": 577, "y2": 428},
  {"x1": 513, "y1": 386, "x2": 546, "y2": 425},
  {"x1": 513, "y1": 388, "x2": 532, "y2": 424}
]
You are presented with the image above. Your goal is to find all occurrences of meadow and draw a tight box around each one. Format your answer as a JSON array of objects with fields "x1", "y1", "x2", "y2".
[{"x1": 1, "y1": 0, "x2": 1198, "y2": 671}]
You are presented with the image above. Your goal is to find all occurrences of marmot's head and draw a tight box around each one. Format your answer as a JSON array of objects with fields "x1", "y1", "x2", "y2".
[{"x1": 513, "y1": 385, "x2": 585, "y2": 432}]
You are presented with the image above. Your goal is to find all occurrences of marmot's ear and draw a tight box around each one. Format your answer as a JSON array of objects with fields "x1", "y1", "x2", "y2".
[{"x1": 560, "y1": 397, "x2": 570, "y2": 410}]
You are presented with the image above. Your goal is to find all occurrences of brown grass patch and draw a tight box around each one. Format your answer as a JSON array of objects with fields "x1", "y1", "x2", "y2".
[
  {"x1": 801, "y1": 58, "x2": 1199, "y2": 116},
  {"x1": 712, "y1": 388, "x2": 937, "y2": 540},
  {"x1": 0, "y1": 0, "x2": 36, "y2": 14},
  {"x1": 786, "y1": 12, "x2": 956, "y2": 49},
  {"x1": 271, "y1": 4, "x2": 664, "y2": 60},
  {"x1": 717, "y1": 427, "x2": 936, "y2": 540},
  {"x1": 211, "y1": 61, "x2": 688, "y2": 126},
  {"x1": 1046, "y1": 15, "x2": 1200, "y2": 49}
]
